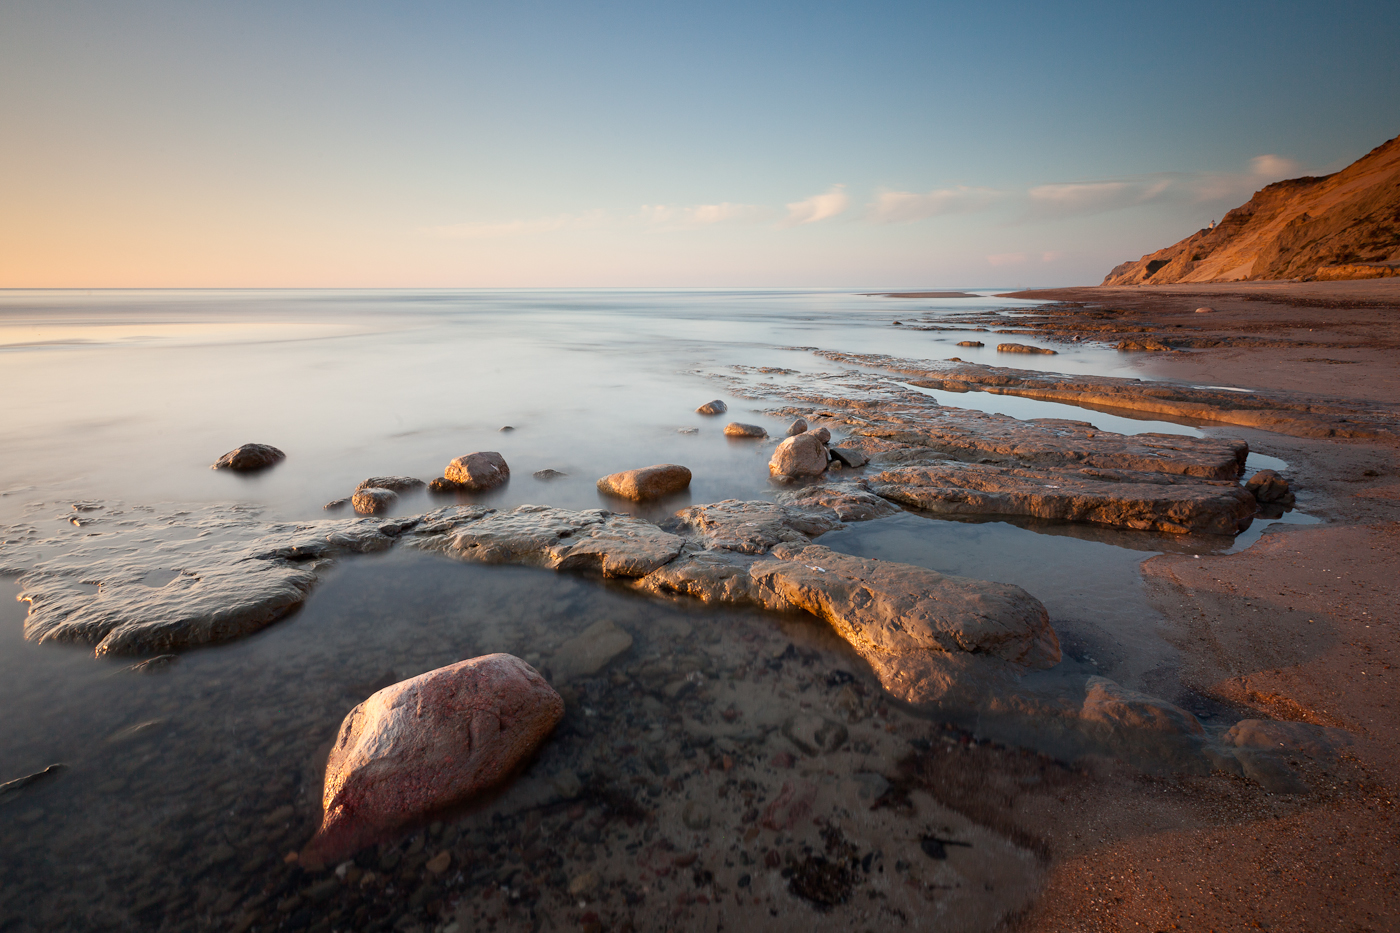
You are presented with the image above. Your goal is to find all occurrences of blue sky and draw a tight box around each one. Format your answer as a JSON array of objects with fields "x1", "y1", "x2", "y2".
[{"x1": 2, "y1": 0, "x2": 1397, "y2": 286}]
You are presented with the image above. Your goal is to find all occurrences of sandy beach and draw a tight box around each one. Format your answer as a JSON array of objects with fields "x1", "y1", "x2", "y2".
[{"x1": 983, "y1": 281, "x2": 1400, "y2": 931}]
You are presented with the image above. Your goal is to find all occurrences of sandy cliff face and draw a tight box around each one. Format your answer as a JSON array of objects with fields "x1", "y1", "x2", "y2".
[{"x1": 1103, "y1": 133, "x2": 1400, "y2": 285}]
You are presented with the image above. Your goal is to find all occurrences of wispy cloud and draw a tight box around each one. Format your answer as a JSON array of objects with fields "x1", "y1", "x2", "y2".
[
  {"x1": 429, "y1": 210, "x2": 608, "y2": 239},
  {"x1": 782, "y1": 185, "x2": 849, "y2": 226},
  {"x1": 866, "y1": 185, "x2": 1001, "y2": 224},
  {"x1": 637, "y1": 202, "x2": 765, "y2": 229},
  {"x1": 1022, "y1": 154, "x2": 1302, "y2": 221}
]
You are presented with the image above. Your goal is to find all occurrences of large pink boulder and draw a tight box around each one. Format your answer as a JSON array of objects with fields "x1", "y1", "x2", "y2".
[{"x1": 302, "y1": 654, "x2": 563, "y2": 865}]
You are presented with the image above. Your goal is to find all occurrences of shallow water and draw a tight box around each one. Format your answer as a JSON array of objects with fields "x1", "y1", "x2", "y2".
[{"x1": 0, "y1": 288, "x2": 1308, "y2": 931}]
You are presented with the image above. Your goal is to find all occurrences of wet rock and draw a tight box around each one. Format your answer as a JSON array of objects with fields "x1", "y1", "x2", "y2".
[
  {"x1": 425, "y1": 851, "x2": 451, "y2": 874},
  {"x1": 677, "y1": 427, "x2": 699, "y2": 434},
  {"x1": 444, "y1": 452, "x2": 510, "y2": 491},
  {"x1": 354, "y1": 476, "x2": 424, "y2": 493},
  {"x1": 1195, "y1": 307, "x2": 1213, "y2": 313},
  {"x1": 8, "y1": 504, "x2": 401, "y2": 655},
  {"x1": 323, "y1": 498, "x2": 349, "y2": 510},
  {"x1": 551, "y1": 620, "x2": 633, "y2": 681},
  {"x1": 782, "y1": 713, "x2": 848, "y2": 755},
  {"x1": 749, "y1": 545, "x2": 1057, "y2": 705},
  {"x1": 428, "y1": 477, "x2": 464, "y2": 493},
  {"x1": 724, "y1": 422, "x2": 768, "y2": 438},
  {"x1": 635, "y1": 550, "x2": 754, "y2": 603},
  {"x1": 302, "y1": 654, "x2": 563, "y2": 867},
  {"x1": 996, "y1": 343, "x2": 1057, "y2": 355},
  {"x1": 0, "y1": 764, "x2": 66, "y2": 802},
  {"x1": 696, "y1": 400, "x2": 728, "y2": 415},
  {"x1": 1245, "y1": 469, "x2": 1295, "y2": 507},
  {"x1": 1232, "y1": 748, "x2": 1309, "y2": 794},
  {"x1": 1117, "y1": 338, "x2": 1173, "y2": 352},
  {"x1": 1077, "y1": 676, "x2": 1206, "y2": 769},
  {"x1": 671, "y1": 500, "x2": 838, "y2": 555},
  {"x1": 769, "y1": 433, "x2": 828, "y2": 480},
  {"x1": 786, "y1": 418, "x2": 809, "y2": 436},
  {"x1": 807, "y1": 426, "x2": 832, "y2": 444},
  {"x1": 1224, "y1": 719, "x2": 1353, "y2": 760},
  {"x1": 351, "y1": 488, "x2": 397, "y2": 515},
  {"x1": 869, "y1": 459, "x2": 1257, "y2": 535},
  {"x1": 533, "y1": 469, "x2": 567, "y2": 480},
  {"x1": 828, "y1": 447, "x2": 868, "y2": 469},
  {"x1": 211, "y1": 443, "x2": 285, "y2": 471},
  {"x1": 596, "y1": 464, "x2": 692, "y2": 501},
  {"x1": 774, "y1": 482, "x2": 897, "y2": 522},
  {"x1": 956, "y1": 340, "x2": 984, "y2": 347},
  {"x1": 418, "y1": 505, "x2": 685, "y2": 578}
]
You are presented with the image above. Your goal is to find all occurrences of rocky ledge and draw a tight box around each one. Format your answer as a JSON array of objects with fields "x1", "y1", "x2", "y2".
[{"x1": 814, "y1": 349, "x2": 1400, "y2": 440}]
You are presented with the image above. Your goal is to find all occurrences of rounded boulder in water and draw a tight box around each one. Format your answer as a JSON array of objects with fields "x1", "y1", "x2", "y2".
[
  {"x1": 597, "y1": 463, "x2": 692, "y2": 500},
  {"x1": 301, "y1": 654, "x2": 563, "y2": 866},
  {"x1": 444, "y1": 451, "x2": 510, "y2": 491},
  {"x1": 769, "y1": 433, "x2": 828, "y2": 480},
  {"x1": 210, "y1": 443, "x2": 285, "y2": 471}
]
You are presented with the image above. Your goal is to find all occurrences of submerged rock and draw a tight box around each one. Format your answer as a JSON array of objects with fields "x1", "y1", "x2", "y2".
[
  {"x1": 428, "y1": 477, "x2": 463, "y2": 493},
  {"x1": 533, "y1": 469, "x2": 567, "y2": 480},
  {"x1": 352, "y1": 488, "x2": 398, "y2": 515},
  {"x1": 211, "y1": 443, "x2": 285, "y2": 471},
  {"x1": 444, "y1": 452, "x2": 510, "y2": 491},
  {"x1": 956, "y1": 340, "x2": 984, "y2": 347},
  {"x1": 775, "y1": 482, "x2": 897, "y2": 522},
  {"x1": 596, "y1": 464, "x2": 692, "y2": 501},
  {"x1": 302, "y1": 654, "x2": 563, "y2": 866},
  {"x1": 724, "y1": 422, "x2": 768, "y2": 438},
  {"x1": 550, "y1": 620, "x2": 633, "y2": 681},
  {"x1": 769, "y1": 433, "x2": 828, "y2": 480},
  {"x1": 696, "y1": 399, "x2": 728, "y2": 415}
]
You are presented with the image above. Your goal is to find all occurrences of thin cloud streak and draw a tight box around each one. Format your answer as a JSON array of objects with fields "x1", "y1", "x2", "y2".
[
  {"x1": 782, "y1": 185, "x2": 849, "y2": 226},
  {"x1": 866, "y1": 186, "x2": 1001, "y2": 223},
  {"x1": 637, "y1": 202, "x2": 766, "y2": 229},
  {"x1": 1022, "y1": 154, "x2": 1302, "y2": 221}
]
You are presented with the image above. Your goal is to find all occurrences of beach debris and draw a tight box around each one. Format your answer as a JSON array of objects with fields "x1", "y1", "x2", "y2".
[
  {"x1": 596, "y1": 463, "x2": 692, "y2": 500},
  {"x1": 211, "y1": 443, "x2": 285, "y2": 471},
  {"x1": 769, "y1": 433, "x2": 828, "y2": 480},
  {"x1": 301, "y1": 653, "x2": 563, "y2": 867},
  {"x1": 695, "y1": 399, "x2": 727, "y2": 415},
  {"x1": 723, "y1": 422, "x2": 768, "y2": 438},
  {"x1": 443, "y1": 451, "x2": 510, "y2": 491}
]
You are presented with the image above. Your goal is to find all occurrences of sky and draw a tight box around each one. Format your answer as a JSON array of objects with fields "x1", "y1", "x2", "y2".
[{"x1": 2, "y1": 0, "x2": 1397, "y2": 288}]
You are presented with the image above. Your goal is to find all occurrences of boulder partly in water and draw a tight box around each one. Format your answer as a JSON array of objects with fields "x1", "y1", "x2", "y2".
[{"x1": 302, "y1": 654, "x2": 563, "y2": 866}]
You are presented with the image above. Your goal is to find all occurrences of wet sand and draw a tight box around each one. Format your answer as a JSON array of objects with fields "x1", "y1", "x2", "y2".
[{"x1": 985, "y1": 281, "x2": 1400, "y2": 931}]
